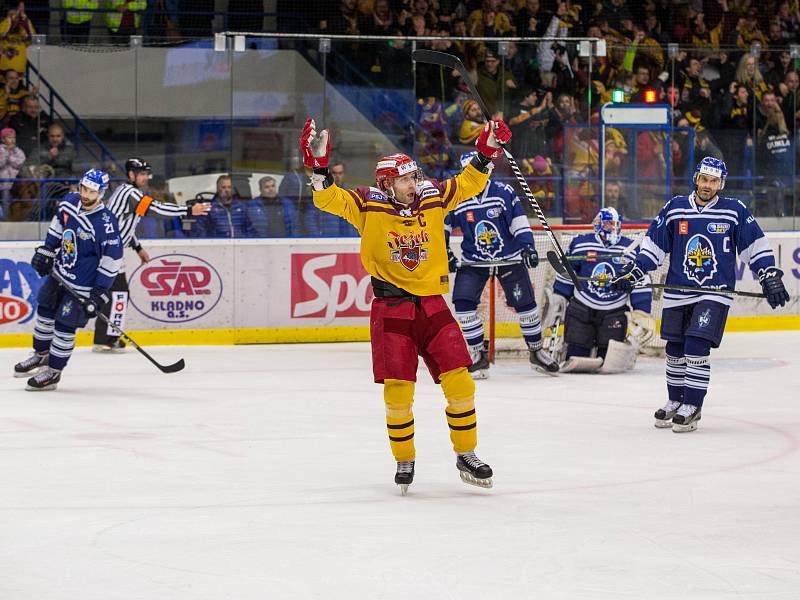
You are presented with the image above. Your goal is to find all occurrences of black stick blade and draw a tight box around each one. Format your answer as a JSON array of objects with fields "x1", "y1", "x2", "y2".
[
  {"x1": 547, "y1": 251, "x2": 567, "y2": 275},
  {"x1": 159, "y1": 358, "x2": 185, "y2": 374},
  {"x1": 411, "y1": 49, "x2": 459, "y2": 69}
]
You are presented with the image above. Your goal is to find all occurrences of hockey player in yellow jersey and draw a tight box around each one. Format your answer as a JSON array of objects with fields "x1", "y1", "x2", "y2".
[{"x1": 300, "y1": 116, "x2": 512, "y2": 494}]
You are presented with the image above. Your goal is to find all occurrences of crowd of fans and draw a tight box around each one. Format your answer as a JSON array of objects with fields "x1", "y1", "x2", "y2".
[{"x1": 3, "y1": 0, "x2": 800, "y2": 227}]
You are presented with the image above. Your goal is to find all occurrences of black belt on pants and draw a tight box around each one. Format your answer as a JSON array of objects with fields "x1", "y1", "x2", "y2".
[{"x1": 371, "y1": 277, "x2": 420, "y2": 304}]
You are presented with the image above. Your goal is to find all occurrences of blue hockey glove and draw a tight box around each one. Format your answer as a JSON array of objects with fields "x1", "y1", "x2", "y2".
[
  {"x1": 86, "y1": 287, "x2": 111, "y2": 316},
  {"x1": 447, "y1": 247, "x2": 459, "y2": 273},
  {"x1": 521, "y1": 245, "x2": 539, "y2": 269},
  {"x1": 759, "y1": 268, "x2": 789, "y2": 309},
  {"x1": 31, "y1": 245, "x2": 56, "y2": 277},
  {"x1": 612, "y1": 262, "x2": 646, "y2": 293}
]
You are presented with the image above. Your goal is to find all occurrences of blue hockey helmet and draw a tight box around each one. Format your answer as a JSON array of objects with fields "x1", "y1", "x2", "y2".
[
  {"x1": 593, "y1": 207, "x2": 623, "y2": 246},
  {"x1": 79, "y1": 168, "x2": 110, "y2": 198},
  {"x1": 460, "y1": 150, "x2": 478, "y2": 169},
  {"x1": 693, "y1": 157, "x2": 727, "y2": 190}
]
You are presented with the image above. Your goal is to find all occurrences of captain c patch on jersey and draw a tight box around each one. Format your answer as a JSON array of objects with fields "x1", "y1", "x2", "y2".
[
  {"x1": 474, "y1": 220, "x2": 504, "y2": 259},
  {"x1": 683, "y1": 234, "x2": 717, "y2": 285}
]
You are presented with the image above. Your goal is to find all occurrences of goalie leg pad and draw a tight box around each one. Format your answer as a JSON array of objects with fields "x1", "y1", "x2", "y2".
[
  {"x1": 598, "y1": 339, "x2": 637, "y2": 373},
  {"x1": 560, "y1": 356, "x2": 604, "y2": 373}
]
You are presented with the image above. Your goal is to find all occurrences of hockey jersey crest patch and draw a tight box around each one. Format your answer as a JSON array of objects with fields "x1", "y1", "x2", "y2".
[
  {"x1": 61, "y1": 230, "x2": 78, "y2": 269},
  {"x1": 388, "y1": 229, "x2": 429, "y2": 272},
  {"x1": 474, "y1": 220, "x2": 504, "y2": 259},
  {"x1": 587, "y1": 262, "x2": 616, "y2": 299},
  {"x1": 683, "y1": 234, "x2": 717, "y2": 285}
]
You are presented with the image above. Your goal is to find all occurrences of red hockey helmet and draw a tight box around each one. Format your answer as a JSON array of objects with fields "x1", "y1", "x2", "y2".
[{"x1": 375, "y1": 153, "x2": 420, "y2": 192}]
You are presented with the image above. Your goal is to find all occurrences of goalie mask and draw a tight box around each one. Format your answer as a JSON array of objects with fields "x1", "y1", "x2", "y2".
[{"x1": 593, "y1": 207, "x2": 622, "y2": 246}]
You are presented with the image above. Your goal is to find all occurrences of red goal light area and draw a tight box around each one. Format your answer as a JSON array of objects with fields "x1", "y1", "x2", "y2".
[{"x1": 643, "y1": 89, "x2": 657, "y2": 103}]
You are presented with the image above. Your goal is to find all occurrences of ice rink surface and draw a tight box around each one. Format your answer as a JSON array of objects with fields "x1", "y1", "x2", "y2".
[{"x1": 1, "y1": 331, "x2": 799, "y2": 599}]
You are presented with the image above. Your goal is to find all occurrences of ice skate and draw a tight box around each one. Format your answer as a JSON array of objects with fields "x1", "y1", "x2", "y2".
[
  {"x1": 529, "y1": 342, "x2": 559, "y2": 375},
  {"x1": 92, "y1": 338, "x2": 127, "y2": 353},
  {"x1": 14, "y1": 351, "x2": 48, "y2": 378},
  {"x1": 456, "y1": 451, "x2": 493, "y2": 488},
  {"x1": 395, "y1": 460, "x2": 415, "y2": 496},
  {"x1": 467, "y1": 342, "x2": 490, "y2": 380},
  {"x1": 25, "y1": 367, "x2": 62, "y2": 391},
  {"x1": 672, "y1": 404, "x2": 702, "y2": 433},
  {"x1": 654, "y1": 400, "x2": 682, "y2": 428}
]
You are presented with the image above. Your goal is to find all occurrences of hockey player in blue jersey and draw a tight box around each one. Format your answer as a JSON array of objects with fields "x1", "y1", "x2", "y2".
[
  {"x1": 13, "y1": 169, "x2": 123, "y2": 391},
  {"x1": 543, "y1": 207, "x2": 655, "y2": 374},
  {"x1": 445, "y1": 151, "x2": 559, "y2": 379},
  {"x1": 614, "y1": 157, "x2": 790, "y2": 432}
]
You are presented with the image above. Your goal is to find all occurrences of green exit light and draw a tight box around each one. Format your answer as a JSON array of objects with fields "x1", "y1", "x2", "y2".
[{"x1": 612, "y1": 89, "x2": 624, "y2": 103}]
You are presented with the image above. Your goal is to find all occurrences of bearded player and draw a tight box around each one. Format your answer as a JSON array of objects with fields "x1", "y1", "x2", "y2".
[{"x1": 300, "y1": 117, "x2": 511, "y2": 494}]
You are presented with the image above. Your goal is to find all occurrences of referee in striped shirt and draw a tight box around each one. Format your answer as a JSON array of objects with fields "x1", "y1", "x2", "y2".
[{"x1": 94, "y1": 157, "x2": 210, "y2": 351}]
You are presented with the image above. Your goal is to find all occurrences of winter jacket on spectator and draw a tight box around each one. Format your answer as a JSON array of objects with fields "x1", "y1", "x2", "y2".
[
  {"x1": 192, "y1": 196, "x2": 256, "y2": 238},
  {"x1": 9, "y1": 108, "x2": 50, "y2": 157},
  {"x1": 38, "y1": 140, "x2": 76, "y2": 178},
  {"x1": 0, "y1": 144, "x2": 24, "y2": 191},
  {"x1": 476, "y1": 61, "x2": 515, "y2": 116},
  {"x1": 246, "y1": 195, "x2": 299, "y2": 237}
]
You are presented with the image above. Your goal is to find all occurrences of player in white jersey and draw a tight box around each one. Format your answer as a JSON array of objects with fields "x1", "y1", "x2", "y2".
[
  {"x1": 94, "y1": 158, "x2": 210, "y2": 351},
  {"x1": 614, "y1": 158, "x2": 790, "y2": 432}
]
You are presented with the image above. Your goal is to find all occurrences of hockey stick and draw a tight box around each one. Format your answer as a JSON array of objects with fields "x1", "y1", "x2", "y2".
[
  {"x1": 411, "y1": 49, "x2": 582, "y2": 289},
  {"x1": 546, "y1": 251, "x2": 767, "y2": 299},
  {"x1": 50, "y1": 269, "x2": 186, "y2": 373}
]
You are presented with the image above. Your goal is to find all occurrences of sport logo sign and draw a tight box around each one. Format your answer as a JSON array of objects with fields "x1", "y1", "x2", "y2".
[
  {"x1": 291, "y1": 253, "x2": 373, "y2": 319},
  {"x1": 129, "y1": 254, "x2": 222, "y2": 323},
  {"x1": 0, "y1": 258, "x2": 42, "y2": 326}
]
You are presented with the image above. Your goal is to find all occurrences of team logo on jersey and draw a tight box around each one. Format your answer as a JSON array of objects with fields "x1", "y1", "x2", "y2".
[
  {"x1": 698, "y1": 308, "x2": 711, "y2": 328},
  {"x1": 486, "y1": 207, "x2": 501, "y2": 218},
  {"x1": 707, "y1": 222, "x2": 730, "y2": 234},
  {"x1": 77, "y1": 228, "x2": 91, "y2": 240},
  {"x1": 61, "y1": 229, "x2": 78, "y2": 269},
  {"x1": 683, "y1": 234, "x2": 717, "y2": 285},
  {"x1": 474, "y1": 220, "x2": 504, "y2": 259},
  {"x1": 388, "y1": 229, "x2": 429, "y2": 271},
  {"x1": 587, "y1": 262, "x2": 617, "y2": 299}
]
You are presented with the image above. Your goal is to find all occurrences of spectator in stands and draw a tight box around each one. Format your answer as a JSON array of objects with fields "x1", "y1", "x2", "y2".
[
  {"x1": 4, "y1": 69, "x2": 28, "y2": 119},
  {"x1": 137, "y1": 175, "x2": 184, "y2": 238},
  {"x1": 778, "y1": 70, "x2": 800, "y2": 134},
  {"x1": 144, "y1": 0, "x2": 181, "y2": 41},
  {"x1": 246, "y1": 175, "x2": 300, "y2": 237},
  {"x1": 735, "y1": 52, "x2": 768, "y2": 104},
  {"x1": 9, "y1": 95, "x2": 48, "y2": 156},
  {"x1": 0, "y1": 4, "x2": 35, "y2": 75},
  {"x1": 515, "y1": 0, "x2": 548, "y2": 37},
  {"x1": 604, "y1": 180, "x2": 628, "y2": 215},
  {"x1": 38, "y1": 123, "x2": 75, "y2": 178},
  {"x1": 302, "y1": 160, "x2": 357, "y2": 237},
  {"x1": 0, "y1": 126, "x2": 24, "y2": 218},
  {"x1": 330, "y1": 162, "x2": 358, "y2": 236},
  {"x1": 508, "y1": 86, "x2": 551, "y2": 160},
  {"x1": 458, "y1": 98, "x2": 484, "y2": 144},
  {"x1": 62, "y1": 1, "x2": 98, "y2": 43},
  {"x1": 476, "y1": 48, "x2": 516, "y2": 116},
  {"x1": 678, "y1": 56, "x2": 712, "y2": 114},
  {"x1": 192, "y1": 174, "x2": 255, "y2": 238},
  {"x1": 766, "y1": 50, "x2": 792, "y2": 92},
  {"x1": 756, "y1": 91, "x2": 780, "y2": 135},
  {"x1": 757, "y1": 108, "x2": 792, "y2": 216},
  {"x1": 525, "y1": 154, "x2": 556, "y2": 213},
  {"x1": 105, "y1": 0, "x2": 147, "y2": 43},
  {"x1": 467, "y1": 0, "x2": 512, "y2": 38},
  {"x1": 732, "y1": 9, "x2": 768, "y2": 50}
]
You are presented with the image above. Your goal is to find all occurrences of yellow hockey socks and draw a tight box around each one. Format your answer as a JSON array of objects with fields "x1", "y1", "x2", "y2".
[
  {"x1": 384, "y1": 379, "x2": 416, "y2": 462},
  {"x1": 440, "y1": 367, "x2": 477, "y2": 454}
]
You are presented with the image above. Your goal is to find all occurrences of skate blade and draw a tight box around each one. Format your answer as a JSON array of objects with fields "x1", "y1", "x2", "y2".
[
  {"x1": 459, "y1": 471, "x2": 493, "y2": 489},
  {"x1": 672, "y1": 421, "x2": 699, "y2": 433},
  {"x1": 532, "y1": 364, "x2": 559, "y2": 377},
  {"x1": 92, "y1": 345, "x2": 126, "y2": 354},
  {"x1": 469, "y1": 369, "x2": 489, "y2": 380},
  {"x1": 14, "y1": 367, "x2": 44, "y2": 378},
  {"x1": 398, "y1": 484, "x2": 409, "y2": 496},
  {"x1": 654, "y1": 419, "x2": 674, "y2": 428},
  {"x1": 25, "y1": 383, "x2": 57, "y2": 392}
]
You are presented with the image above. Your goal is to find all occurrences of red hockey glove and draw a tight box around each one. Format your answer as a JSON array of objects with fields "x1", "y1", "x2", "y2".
[
  {"x1": 475, "y1": 119, "x2": 511, "y2": 159},
  {"x1": 299, "y1": 118, "x2": 331, "y2": 169}
]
